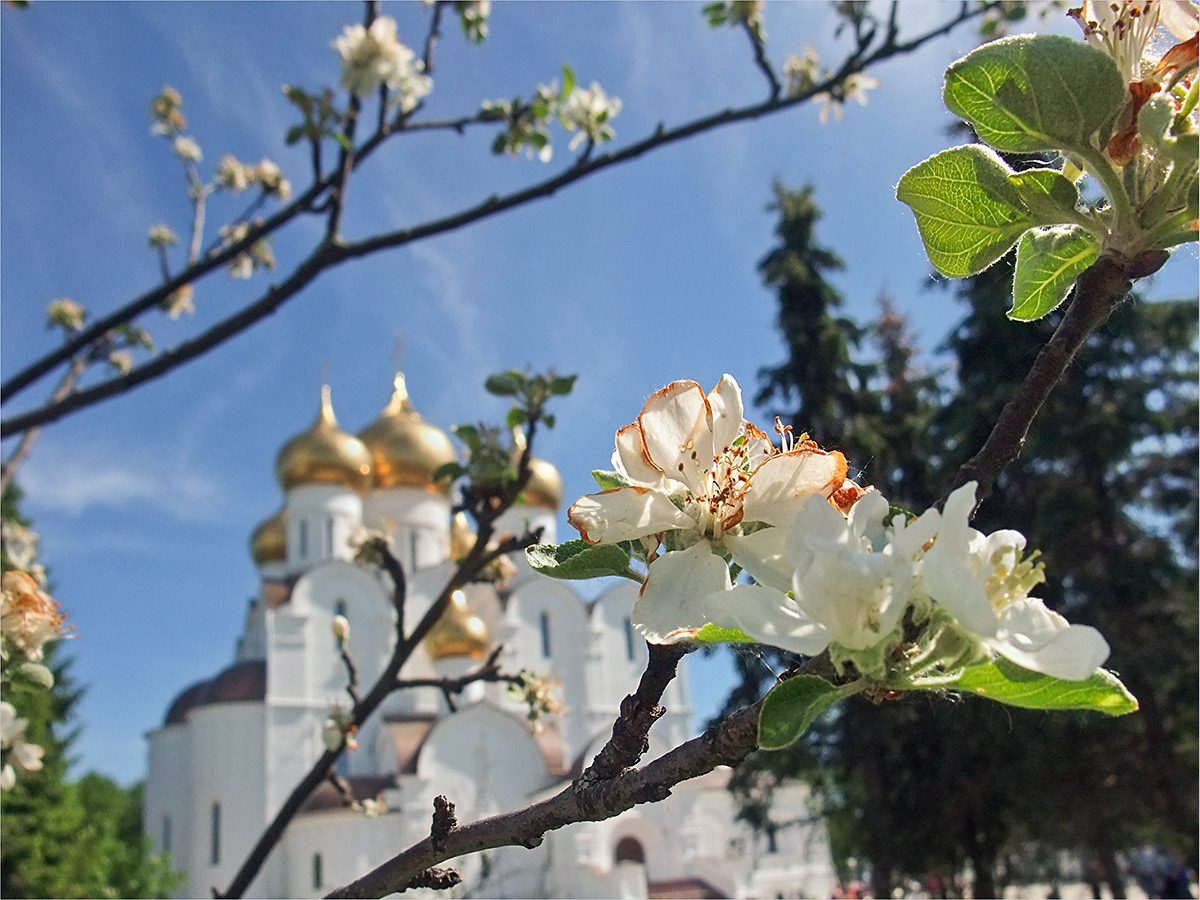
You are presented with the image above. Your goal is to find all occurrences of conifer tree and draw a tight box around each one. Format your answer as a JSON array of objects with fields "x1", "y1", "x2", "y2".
[{"x1": 0, "y1": 485, "x2": 179, "y2": 898}]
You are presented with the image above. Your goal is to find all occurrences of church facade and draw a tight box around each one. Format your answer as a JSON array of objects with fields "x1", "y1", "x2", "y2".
[{"x1": 143, "y1": 374, "x2": 837, "y2": 899}]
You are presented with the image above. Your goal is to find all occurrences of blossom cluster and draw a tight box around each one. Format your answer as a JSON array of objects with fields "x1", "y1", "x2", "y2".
[
  {"x1": 569, "y1": 375, "x2": 1110, "y2": 684},
  {"x1": 1, "y1": 522, "x2": 66, "y2": 790},
  {"x1": 506, "y1": 669, "x2": 564, "y2": 731},
  {"x1": 1068, "y1": 0, "x2": 1198, "y2": 165},
  {"x1": 333, "y1": 15, "x2": 432, "y2": 111}
]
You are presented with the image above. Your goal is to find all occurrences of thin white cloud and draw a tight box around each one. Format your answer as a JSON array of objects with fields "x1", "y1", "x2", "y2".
[{"x1": 19, "y1": 443, "x2": 225, "y2": 522}]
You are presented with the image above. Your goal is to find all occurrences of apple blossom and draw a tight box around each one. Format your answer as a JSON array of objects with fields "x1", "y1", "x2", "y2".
[
  {"x1": 923, "y1": 483, "x2": 1111, "y2": 680},
  {"x1": 559, "y1": 82, "x2": 621, "y2": 151},
  {"x1": 173, "y1": 134, "x2": 202, "y2": 164},
  {"x1": 568, "y1": 375, "x2": 847, "y2": 644},
  {"x1": 1, "y1": 570, "x2": 64, "y2": 663},
  {"x1": 334, "y1": 16, "x2": 432, "y2": 110},
  {"x1": 715, "y1": 489, "x2": 940, "y2": 674},
  {"x1": 1, "y1": 701, "x2": 45, "y2": 790}
]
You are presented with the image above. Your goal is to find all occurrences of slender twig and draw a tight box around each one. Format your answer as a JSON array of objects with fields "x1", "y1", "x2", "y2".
[
  {"x1": 0, "y1": 353, "x2": 90, "y2": 494},
  {"x1": 422, "y1": 1, "x2": 446, "y2": 74},
  {"x1": 221, "y1": 414, "x2": 547, "y2": 898},
  {"x1": 338, "y1": 644, "x2": 361, "y2": 707},
  {"x1": 942, "y1": 255, "x2": 1151, "y2": 510},
  {"x1": 394, "y1": 645, "x2": 519, "y2": 694},
  {"x1": 741, "y1": 20, "x2": 780, "y2": 99},
  {"x1": 1, "y1": 4, "x2": 995, "y2": 436}
]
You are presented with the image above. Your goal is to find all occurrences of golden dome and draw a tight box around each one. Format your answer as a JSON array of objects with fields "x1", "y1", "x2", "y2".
[
  {"x1": 450, "y1": 511, "x2": 477, "y2": 562},
  {"x1": 358, "y1": 374, "x2": 457, "y2": 493},
  {"x1": 512, "y1": 428, "x2": 563, "y2": 510},
  {"x1": 276, "y1": 386, "x2": 373, "y2": 492},
  {"x1": 250, "y1": 507, "x2": 287, "y2": 565},
  {"x1": 424, "y1": 589, "x2": 490, "y2": 661}
]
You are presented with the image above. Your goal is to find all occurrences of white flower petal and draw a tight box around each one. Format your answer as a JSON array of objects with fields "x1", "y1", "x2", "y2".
[
  {"x1": 847, "y1": 489, "x2": 890, "y2": 548},
  {"x1": 785, "y1": 493, "x2": 854, "y2": 573},
  {"x1": 742, "y1": 448, "x2": 847, "y2": 526},
  {"x1": 612, "y1": 423, "x2": 662, "y2": 486},
  {"x1": 719, "y1": 584, "x2": 831, "y2": 657},
  {"x1": 1, "y1": 764, "x2": 14, "y2": 791},
  {"x1": 726, "y1": 527, "x2": 792, "y2": 592},
  {"x1": 632, "y1": 542, "x2": 732, "y2": 644},
  {"x1": 638, "y1": 380, "x2": 713, "y2": 493},
  {"x1": 706, "y1": 374, "x2": 744, "y2": 456},
  {"x1": 990, "y1": 598, "x2": 1110, "y2": 680},
  {"x1": 567, "y1": 487, "x2": 691, "y2": 544}
]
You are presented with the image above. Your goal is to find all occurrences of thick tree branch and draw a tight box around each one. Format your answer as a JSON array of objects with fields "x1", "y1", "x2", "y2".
[
  {"x1": 942, "y1": 253, "x2": 1163, "y2": 509},
  {"x1": 325, "y1": 666, "x2": 765, "y2": 899},
  {"x1": 1, "y1": 2, "x2": 992, "y2": 437}
]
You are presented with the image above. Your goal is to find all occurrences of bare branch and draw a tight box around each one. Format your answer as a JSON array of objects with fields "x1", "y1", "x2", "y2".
[
  {"x1": 942, "y1": 253, "x2": 1156, "y2": 510},
  {"x1": 326, "y1": 655, "x2": 836, "y2": 899},
  {"x1": 741, "y1": 20, "x2": 780, "y2": 99},
  {"x1": 0, "y1": 2, "x2": 993, "y2": 436}
]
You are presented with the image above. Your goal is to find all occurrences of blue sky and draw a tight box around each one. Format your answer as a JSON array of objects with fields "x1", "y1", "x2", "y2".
[{"x1": 2, "y1": 2, "x2": 1195, "y2": 785}]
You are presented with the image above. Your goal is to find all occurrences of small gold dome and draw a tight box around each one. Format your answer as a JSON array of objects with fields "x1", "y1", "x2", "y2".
[
  {"x1": 359, "y1": 374, "x2": 457, "y2": 494},
  {"x1": 276, "y1": 386, "x2": 373, "y2": 492},
  {"x1": 450, "y1": 511, "x2": 477, "y2": 562},
  {"x1": 424, "y1": 590, "x2": 490, "y2": 661},
  {"x1": 250, "y1": 507, "x2": 287, "y2": 565},
  {"x1": 512, "y1": 428, "x2": 563, "y2": 510}
]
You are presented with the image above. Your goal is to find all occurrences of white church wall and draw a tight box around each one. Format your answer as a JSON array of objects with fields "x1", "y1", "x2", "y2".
[
  {"x1": 144, "y1": 724, "x2": 193, "y2": 894},
  {"x1": 291, "y1": 560, "x2": 396, "y2": 699},
  {"x1": 284, "y1": 810, "x2": 409, "y2": 899},
  {"x1": 284, "y1": 485, "x2": 363, "y2": 574},
  {"x1": 186, "y1": 703, "x2": 268, "y2": 898},
  {"x1": 415, "y1": 701, "x2": 549, "y2": 818},
  {"x1": 362, "y1": 486, "x2": 451, "y2": 572},
  {"x1": 502, "y1": 577, "x2": 592, "y2": 761}
]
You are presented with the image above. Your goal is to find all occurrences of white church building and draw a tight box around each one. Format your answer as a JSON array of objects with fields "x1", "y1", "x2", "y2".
[{"x1": 143, "y1": 373, "x2": 837, "y2": 899}]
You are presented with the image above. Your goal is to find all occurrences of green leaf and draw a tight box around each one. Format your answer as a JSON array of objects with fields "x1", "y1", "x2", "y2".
[
  {"x1": 432, "y1": 461, "x2": 466, "y2": 483},
  {"x1": 695, "y1": 623, "x2": 757, "y2": 644},
  {"x1": 560, "y1": 64, "x2": 576, "y2": 100},
  {"x1": 17, "y1": 661, "x2": 54, "y2": 689},
  {"x1": 526, "y1": 539, "x2": 640, "y2": 582},
  {"x1": 1007, "y1": 168, "x2": 1082, "y2": 222},
  {"x1": 943, "y1": 658, "x2": 1138, "y2": 715},
  {"x1": 591, "y1": 469, "x2": 631, "y2": 490},
  {"x1": 506, "y1": 408, "x2": 529, "y2": 429},
  {"x1": 285, "y1": 125, "x2": 306, "y2": 146},
  {"x1": 485, "y1": 371, "x2": 524, "y2": 396},
  {"x1": 943, "y1": 34, "x2": 1126, "y2": 155},
  {"x1": 331, "y1": 130, "x2": 353, "y2": 153},
  {"x1": 542, "y1": 413, "x2": 556, "y2": 429},
  {"x1": 896, "y1": 145, "x2": 1035, "y2": 277},
  {"x1": 758, "y1": 676, "x2": 861, "y2": 751},
  {"x1": 451, "y1": 423, "x2": 482, "y2": 452},
  {"x1": 549, "y1": 374, "x2": 577, "y2": 396},
  {"x1": 1010, "y1": 225, "x2": 1099, "y2": 321}
]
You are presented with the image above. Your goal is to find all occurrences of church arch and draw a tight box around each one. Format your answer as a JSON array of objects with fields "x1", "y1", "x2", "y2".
[{"x1": 614, "y1": 836, "x2": 645, "y2": 864}]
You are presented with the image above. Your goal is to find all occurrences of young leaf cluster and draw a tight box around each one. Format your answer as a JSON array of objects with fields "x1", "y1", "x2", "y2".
[{"x1": 898, "y1": 33, "x2": 1197, "y2": 321}]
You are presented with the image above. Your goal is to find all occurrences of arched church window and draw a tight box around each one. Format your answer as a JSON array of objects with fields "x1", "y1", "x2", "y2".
[
  {"x1": 210, "y1": 801, "x2": 221, "y2": 865},
  {"x1": 299, "y1": 520, "x2": 309, "y2": 559},
  {"x1": 326, "y1": 517, "x2": 334, "y2": 556},
  {"x1": 312, "y1": 853, "x2": 323, "y2": 889},
  {"x1": 539, "y1": 611, "x2": 552, "y2": 658},
  {"x1": 623, "y1": 616, "x2": 636, "y2": 661},
  {"x1": 614, "y1": 836, "x2": 646, "y2": 865}
]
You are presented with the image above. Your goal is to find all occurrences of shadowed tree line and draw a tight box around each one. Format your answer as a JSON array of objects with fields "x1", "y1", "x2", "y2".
[
  {"x1": 0, "y1": 485, "x2": 180, "y2": 899},
  {"x1": 721, "y1": 180, "x2": 1198, "y2": 899}
]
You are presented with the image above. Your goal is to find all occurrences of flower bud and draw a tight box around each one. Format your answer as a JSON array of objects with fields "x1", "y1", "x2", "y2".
[{"x1": 332, "y1": 614, "x2": 350, "y2": 644}]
